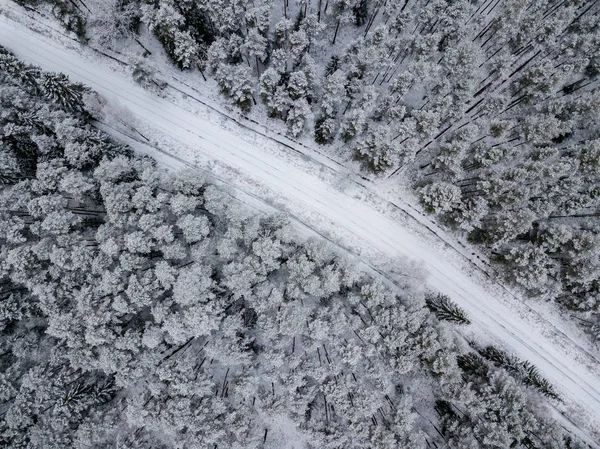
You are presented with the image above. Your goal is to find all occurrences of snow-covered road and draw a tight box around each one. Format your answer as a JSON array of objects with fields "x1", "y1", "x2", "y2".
[{"x1": 1, "y1": 5, "x2": 600, "y2": 443}]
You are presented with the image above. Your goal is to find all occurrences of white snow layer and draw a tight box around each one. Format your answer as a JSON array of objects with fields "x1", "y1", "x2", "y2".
[{"x1": 1, "y1": 3, "x2": 600, "y2": 445}]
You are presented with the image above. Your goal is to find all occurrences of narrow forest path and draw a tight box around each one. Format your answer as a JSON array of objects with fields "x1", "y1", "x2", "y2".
[{"x1": 1, "y1": 4, "x2": 600, "y2": 444}]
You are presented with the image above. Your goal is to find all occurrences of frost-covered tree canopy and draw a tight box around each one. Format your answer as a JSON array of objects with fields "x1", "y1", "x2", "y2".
[
  {"x1": 0, "y1": 48, "x2": 586, "y2": 448},
  {"x1": 14, "y1": 0, "x2": 600, "y2": 343}
]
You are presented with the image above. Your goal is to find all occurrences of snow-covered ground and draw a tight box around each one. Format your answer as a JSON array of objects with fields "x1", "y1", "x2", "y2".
[{"x1": 1, "y1": 2, "x2": 600, "y2": 444}]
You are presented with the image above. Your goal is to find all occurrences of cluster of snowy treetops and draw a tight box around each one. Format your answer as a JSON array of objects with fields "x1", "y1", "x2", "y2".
[
  {"x1": 0, "y1": 48, "x2": 586, "y2": 448},
  {"x1": 15, "y1": 0, "x2": 600, "y2": 343}
]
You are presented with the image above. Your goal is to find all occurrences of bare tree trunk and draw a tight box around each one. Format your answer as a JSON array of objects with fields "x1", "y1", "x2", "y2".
[
  {"x1": 197, "y1": 63, "x2": 207, "y2": 81},
  {"x1": 332, "y1": 19, "x2": 341, "y2": 45}
]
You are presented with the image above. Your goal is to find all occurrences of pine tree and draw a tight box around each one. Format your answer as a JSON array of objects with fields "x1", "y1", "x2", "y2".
[
  {"x1": 419, "y1": 182, "x2": 462, "y2": 214},
  {"x1": 475, "y1": 345, "x2": 560, "y2": 400},
  {"x1": 425, "y1": 293, "x2": 471, "y2": 325},
  {"x1": 41, "y1": 72, "x2": 87, "y2": 112}
]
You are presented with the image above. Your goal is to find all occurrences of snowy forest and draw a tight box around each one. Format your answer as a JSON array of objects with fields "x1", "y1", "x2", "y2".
[
  {"x1": 0, "y1": 47, "x2": 590, "y2": 448},
  {"x1": 11, "y1": 0, "x2": 600, "y2": 344}
]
